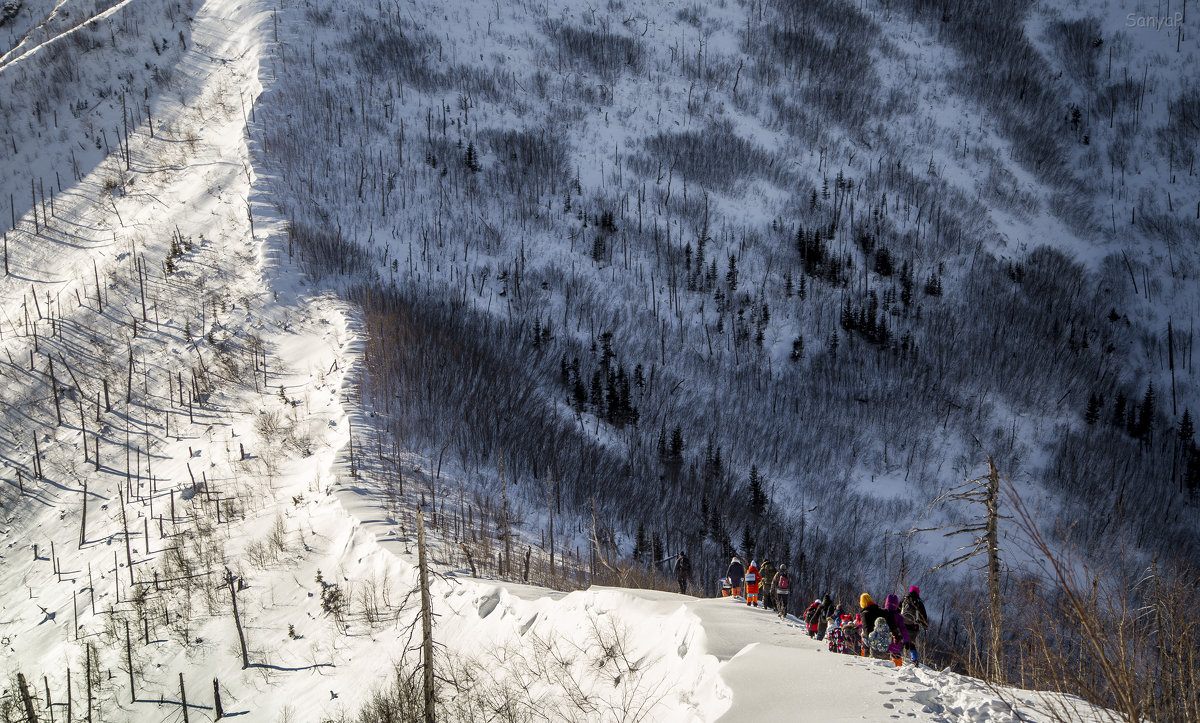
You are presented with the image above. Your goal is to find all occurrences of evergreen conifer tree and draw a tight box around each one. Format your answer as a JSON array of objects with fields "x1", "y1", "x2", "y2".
[
  {"x1": 464, "y1": 141, "x2": 480, "y2": 172},
  {"x1": 1136, "y1": 384, "x2": 1157, "y2": 441},
  {"x1": 791, "y1": 335, "x2": 804, "y2": 361},
  {"x1": 1084, "y1": 392, "x2": 1101, "y2": 425},
  {"x1": 709, "y1": 506, "x2": 724, "y2": 542},
  {"x1": 874, "y1": 246, "x2": 894, "y2": 276},
  {"x1": 670, "y1": 427, "x2": 685, "y2": 461},
  {"x1": 633, "y1": 522, "x2": 647, "y2": 564},
  {"x1": 748, "y1": 465, "x2": 767, "y2": 518},
  {"x1": 740, "y1": 526, "x2": 755, "y2": 560},
  {"x1": 590, "y1": 369, "x2": 604, "y2": 410},
  {"x1": 900, "y1": 261, "x2": 914, "y2": 306},
  {"x1": 924, "y1": 273, "x2": 943, "y2": 297}
]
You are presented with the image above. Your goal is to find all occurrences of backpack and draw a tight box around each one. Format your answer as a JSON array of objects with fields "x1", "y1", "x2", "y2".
[
  {"x1": 839, "y1": 616, "x2": 861, "y2": 654},
  {"x1": 776, "y1": 573, "x2": 789, "y2": 591},
  {"x1": 900, "y1": 594, "x2": 922, "y2": 631},
  {"x1": 868, "y1": 618, "x2": 892, "y2": 653}
]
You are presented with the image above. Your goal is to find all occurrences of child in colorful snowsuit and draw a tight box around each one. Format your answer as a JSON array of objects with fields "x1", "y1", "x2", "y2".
[
  {"x1": 824, "y1": 602, "x2": 845, "y2": 640},
  {"x1": 826, "y1": 616, "x2": 845, "y2": 653},
  {"x1": 745, "y1": 561, "x2": 761, "y2": 607}
]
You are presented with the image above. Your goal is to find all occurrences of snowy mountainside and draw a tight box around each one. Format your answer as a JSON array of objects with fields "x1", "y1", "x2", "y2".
[
  {"x1": 256, "y1": 0, "x2": 1200, "y2": 584},
  {"x1": 0, "y1": 0, "x2": 1196, "y2": 719}
]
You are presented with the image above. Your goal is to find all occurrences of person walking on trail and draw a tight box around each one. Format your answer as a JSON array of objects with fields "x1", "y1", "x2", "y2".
[
  {"x1": 882, "y1": 593, "x2": 914, "y2": 666},
  {"x1": 803, "y1": 598, "x2": 823, "y2": 637},
  {"x1": 841, "y1": 612, "x2": 862, "y2": 653},
  {"x1": 826, "y1": 602, "x2": 846, "y2": 635},
  {"x1": 674, "y1": 552, "x2": 692, "y2": 595},
  {"x1": 900, "y1": 586, "x2": 928, "y2": 662},
  {"x1": 745, "y1": 560, "x2": 761, "y2": 607},
  {"x1": 758, "y1": 559, "x2": 776, "y2": 610},
  {"x1": 726, "y1": 557, "x2": 745, "y2": 599},
  {"x1": 858, "y1": 593, "x2": 885, "y2": 656},
  {"x1": 772, "y1": 564, "x2": 791, "y2": 618},
  {"x1": 815, "y1": 593, "x2": 834, "y2": 640},
  {"x1": 900, "y1": 586, "x2": 929, "y2": 642}
]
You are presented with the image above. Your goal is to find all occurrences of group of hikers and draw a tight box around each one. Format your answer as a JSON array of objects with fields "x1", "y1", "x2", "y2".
[
  {"x1": 700, "y1": 555, "x2": 930, "y2": 667},
  {"x1": 800, "y1": 588, "x2": 930, "y2": 666},
  {"x1": 713, "y1": 556, "x2": 794, "y2": 617}
]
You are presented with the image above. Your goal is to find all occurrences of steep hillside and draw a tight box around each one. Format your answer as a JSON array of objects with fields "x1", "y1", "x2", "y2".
[
  {"x1": 2, "y1": 0, "x2": 1199, "y2": 717},
  {"x1": 256, "y1": 0, "x2": 1200, "y2": 588}
]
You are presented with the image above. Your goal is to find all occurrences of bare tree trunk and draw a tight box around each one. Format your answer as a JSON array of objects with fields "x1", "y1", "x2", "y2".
[
  {"x1": 458, "y1": 542, "x2": 476, "y2": 577},
  {"x1": 79, "y1": 480, "x2": 88, "y2": 547},
  {"x1": 179, "y1": 673, "x2": 189, "y2": 723},
  {"x1": 546, "y1": 468, "x2": 556, "y2": 583},
  {"x1": 500, "y1": 453, "x2": 511, "y2": 578},
  {"x1": 925, "y1": 452, "x2": 1007, "y2": 682},
  {"x1": 118, "y1": 486, "x2": 134, "y2": 586},
  {"x1": 986, "y1": 457, "x2": 1003, "y2": 682},
  {"x1": 86, "y1": 644, "x2": 93, "y2": 723},
  {"x1": 17, "y1": 672, "x2": 37, "y2": 723},
  {"x1": 125, "y1": 620, "x2": 136, "y2": 701},
  {"x1": 417, "y1": 509, "x2": 435, "y2": 723},
  {"x1": 226, "y1": 568, "x2": 249, "y2": 668}
]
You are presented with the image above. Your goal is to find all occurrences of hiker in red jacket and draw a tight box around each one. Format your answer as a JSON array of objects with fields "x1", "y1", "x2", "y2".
[{"x1": 803, "y1": 598, "x2": 823, "y2": 637}]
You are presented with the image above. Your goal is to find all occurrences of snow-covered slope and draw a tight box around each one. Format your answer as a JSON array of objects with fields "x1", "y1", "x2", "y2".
[
  {"x1": 2, "y1": 402, "x2": 1115, "y2": 722},
  {"x1": 0, "y1": 0, "x2": 1122, "y2": 713},
  {"x1": 246, "y1": 0, "x2": 1200, "y2": 596},
  {"x1": 0, "y1": 0, "x2": 1195, "y2": 717}
]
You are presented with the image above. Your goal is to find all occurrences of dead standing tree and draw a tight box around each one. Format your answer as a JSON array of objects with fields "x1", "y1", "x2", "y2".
[
  {"x1": 225, "y1": 567, "x2": 250, "y2": 669},
  {"x1": 913, "y1": 454, "x2": 1005, "y2": 682},
  {"x1": 416, "y1": 508, "x2": 435, "y2": 723}
]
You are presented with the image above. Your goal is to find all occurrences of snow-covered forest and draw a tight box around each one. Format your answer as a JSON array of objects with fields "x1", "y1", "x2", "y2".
[{"x1": 0, "y1": 0, "x2": 1198, "y2": 718}]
